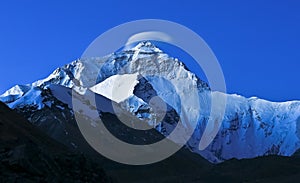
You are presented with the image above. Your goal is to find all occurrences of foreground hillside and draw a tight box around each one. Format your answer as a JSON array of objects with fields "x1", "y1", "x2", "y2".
[
  {"x1": 0, "y1": 102, "x2": 111, "y2": 183},
  {"x1": 1, "y1": 101, "x2": 300, "y2": 182}
]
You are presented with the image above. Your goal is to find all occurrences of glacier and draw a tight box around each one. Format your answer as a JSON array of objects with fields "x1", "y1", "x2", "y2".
[{"x1": 1, "y1": 41, "x2": 300, "y2": 163}]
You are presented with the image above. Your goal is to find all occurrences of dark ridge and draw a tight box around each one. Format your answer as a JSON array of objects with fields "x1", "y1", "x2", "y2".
[{"x1": 0, "y1": 102, "x2": 112, "y2": 183}]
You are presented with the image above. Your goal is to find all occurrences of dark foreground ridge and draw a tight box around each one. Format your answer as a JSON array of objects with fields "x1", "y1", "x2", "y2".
[
  {"x1": 0, "y1": 102, "x2": 112, "y2": 183},
  {"x1": 1, "y1": 101, "x2": 300, "y2": 182}
]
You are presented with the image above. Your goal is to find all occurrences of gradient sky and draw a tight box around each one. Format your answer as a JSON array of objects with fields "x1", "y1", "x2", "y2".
[{"x1": 0, "y1": 0, "x2": 299, "y2": 102}]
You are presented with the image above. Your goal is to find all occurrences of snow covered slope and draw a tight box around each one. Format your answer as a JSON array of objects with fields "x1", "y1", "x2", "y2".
[{"x1": 1, "y1": 41, "x2": 300, "y2": 163}]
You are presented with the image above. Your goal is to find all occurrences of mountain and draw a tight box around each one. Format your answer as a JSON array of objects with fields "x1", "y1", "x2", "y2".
[{"x1": 1, "y1": 41, "x2": 300, "y2": 164}]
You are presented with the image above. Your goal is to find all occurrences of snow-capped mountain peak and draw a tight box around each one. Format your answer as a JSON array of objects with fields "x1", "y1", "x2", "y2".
[{"x1": 1, "y1": 41, "x2": 300, "y2": 164}]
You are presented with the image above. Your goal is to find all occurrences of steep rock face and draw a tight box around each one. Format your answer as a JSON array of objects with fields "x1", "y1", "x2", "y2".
[
  {"x1": 1, "y1": 41, "x2": 300, "y2": 163},
  {"x1": 190, "y1": 95, "x2": 300, "y2": 162}
]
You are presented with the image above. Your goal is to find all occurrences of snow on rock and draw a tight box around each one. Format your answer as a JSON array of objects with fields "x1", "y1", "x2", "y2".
[
  {"x1": 0, "y1": 85, "x2": 31, "y2": 103},
  {"x1": 90, "y1": 73, "x2": 139, "y2": 103},
  {"x1": 190, "y1": 94, "x2": 300, "y2": 163},
  {"x1": 130, "y1": 41, "x2": 163, "y2": 54},
  {"x1": 7, "y1": 87, "x2": 44, "y2": 110}
]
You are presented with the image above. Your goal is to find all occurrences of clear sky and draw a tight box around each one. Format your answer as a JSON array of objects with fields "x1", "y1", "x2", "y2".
[{"x1": 0, "y1": 0, "x2": 299, "y2": 102}]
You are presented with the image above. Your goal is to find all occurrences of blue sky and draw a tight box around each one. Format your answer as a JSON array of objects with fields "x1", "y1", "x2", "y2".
[{"x1": 0, "y1": 0, "x2": 299, "y2": 102}]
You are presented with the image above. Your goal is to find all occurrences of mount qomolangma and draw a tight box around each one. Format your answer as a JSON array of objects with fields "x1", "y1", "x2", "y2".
[{"x1": 2, "y1": 41, "x2": 300, "y2": 163}]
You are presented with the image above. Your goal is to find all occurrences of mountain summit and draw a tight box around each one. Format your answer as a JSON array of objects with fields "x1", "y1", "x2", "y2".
[
  {"x1": 1, "y1": 41, "x2": 300, "y2": 163},
  {"x1": 129, "y1": 41, "x2": 163, "y2": 53}
]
